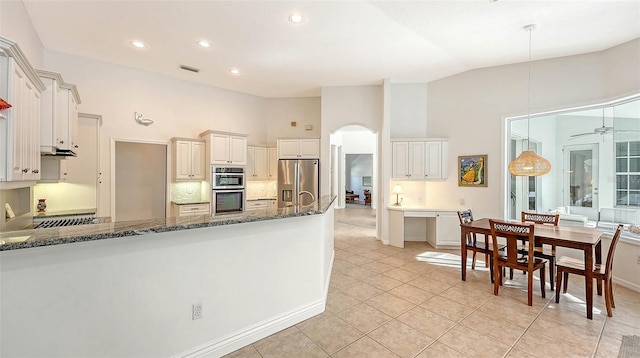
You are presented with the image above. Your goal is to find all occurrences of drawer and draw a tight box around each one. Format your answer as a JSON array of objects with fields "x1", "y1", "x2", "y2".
[
  {"x1": 177, "y1": 203, "x2": 210, "y2": 216},
  {"x1": 246, "y1": 200, "x2": 269, "y2": 211}
]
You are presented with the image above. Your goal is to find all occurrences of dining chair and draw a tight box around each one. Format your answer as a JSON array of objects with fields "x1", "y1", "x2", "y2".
[
  {"x1": 458, "y1": 210, "x2": 503, "y2": 283},
  {"x1": 489, "y1": 219, "x2": 547, "y2": 306},
  {"x1": 521, "y1": 211, "x2": 560, "y2": 290},
  {"x1": 556, "y1": 224, "x2": 623, "y2": 317}
]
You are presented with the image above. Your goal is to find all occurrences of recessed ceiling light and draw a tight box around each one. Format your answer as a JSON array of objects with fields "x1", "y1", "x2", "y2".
[
  {"x1": 288, "y1": 14, "x2": 303, "y2": 23},
  {"x1": 197, "y1": 40, "x2": 212, "y2": 48},
  {"x1": 130, "y1": 40, "x2": 146, "y2": 48},
  {"x1": 229, "y1": 68, "x2": 242, "y2": 75}
]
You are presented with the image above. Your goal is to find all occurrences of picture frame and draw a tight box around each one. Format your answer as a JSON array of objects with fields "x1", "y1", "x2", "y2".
[
  {"x1": 458, "y1": 155, "x2": 487, "y2": 187},
  {"x1": 362, "y1": 176, "x2": 372, "y2": 187}
]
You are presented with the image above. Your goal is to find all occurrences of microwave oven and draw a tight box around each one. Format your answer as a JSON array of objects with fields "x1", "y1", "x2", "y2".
[{"x1": 212, "y1": 166, "x2": 245, "y2": 189}]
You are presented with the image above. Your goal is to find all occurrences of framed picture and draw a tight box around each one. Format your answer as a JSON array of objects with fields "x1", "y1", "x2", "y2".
[
  {"x1": 362, "y1": 176, "x2": 372, "y2": 187},
  {"x1": 458, "y1": 155, "x2": 487, "y2": 187}
]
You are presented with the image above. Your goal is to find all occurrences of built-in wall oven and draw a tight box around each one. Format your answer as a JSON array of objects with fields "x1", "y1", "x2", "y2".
[{"x1": 212, "y1": 166, "x2": 245, "y2": 215}]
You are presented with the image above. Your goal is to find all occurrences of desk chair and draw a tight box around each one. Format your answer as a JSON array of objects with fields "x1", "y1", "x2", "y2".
[
  {"x1": 458, "y1": 210, "x2": 503, "y2": 283},
  {"x1": 521, "y1": 212, "x2": 560, "y2": 290},
  {"x1": 556, "y1": 224, "x2": 623, "y2": 317},
  {"x1": 490, "y1": 220, "x2": 547, "y2": 306}
]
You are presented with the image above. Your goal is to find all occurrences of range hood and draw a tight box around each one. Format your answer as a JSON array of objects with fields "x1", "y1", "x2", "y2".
[{"x1": 41, "y1": 147, "x2": 76, "y2": 157}]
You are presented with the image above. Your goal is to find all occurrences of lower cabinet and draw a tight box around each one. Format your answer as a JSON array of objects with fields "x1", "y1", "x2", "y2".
[
  {"x1": 389, "y1": 208, "x2": 460, "y2": 249},
  {"x1": 246, "y1": 200, "x2": 269, "y2": 211},
  {"x1": 172, "y1": 203, "x2": 210, "y2": 217}
]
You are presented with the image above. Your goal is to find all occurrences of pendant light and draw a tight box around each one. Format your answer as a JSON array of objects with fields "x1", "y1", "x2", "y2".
[{"x1": 508, "y1": 24, "x2": 552, "y2": 177}]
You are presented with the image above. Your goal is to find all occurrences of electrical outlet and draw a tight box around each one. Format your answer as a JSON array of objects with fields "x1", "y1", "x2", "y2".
[
  {"x1": 192, "y1": 303, "x2": 203, "y2": 320},
  {"x1": 460, "y1": 198, "x2": 465, "y2": 205}
]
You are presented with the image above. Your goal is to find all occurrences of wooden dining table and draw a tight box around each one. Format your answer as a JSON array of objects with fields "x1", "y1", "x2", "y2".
[{"x1": 460, "y1": 218, "x2": 604, "y2": 319}]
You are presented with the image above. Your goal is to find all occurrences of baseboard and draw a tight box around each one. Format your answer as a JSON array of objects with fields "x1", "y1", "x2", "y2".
[
  {"x1": 614, "y1": 276, "x2": 640, "y2": 293},
  {"x1": 180, "y1": 252, "x2": 335, "y2": 358}
]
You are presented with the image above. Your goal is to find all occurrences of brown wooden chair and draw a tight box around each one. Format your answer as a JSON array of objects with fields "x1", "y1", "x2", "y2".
[
  {"x1": 520, "y1": 211, "x2": 560, "y2": 290},
  {"x1": 556, "y1": 224, "x2": 623, "y2": 317},
  {"x1": 458, "y1": 210, "x2": 504, "y2": 283},
  {"x1": 489, "y1": 219, "x2": 547, "y2": 306}
]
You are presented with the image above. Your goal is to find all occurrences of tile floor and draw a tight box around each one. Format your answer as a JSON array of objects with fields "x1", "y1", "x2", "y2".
[{"x1": 225, "y1": 206, "x2": 640, "y2": 358}]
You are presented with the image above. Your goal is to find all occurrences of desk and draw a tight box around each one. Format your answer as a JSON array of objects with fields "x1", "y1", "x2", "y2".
[
  {"x1": 461, "y1": 218, "x2": 603, "y2": 319},
  {"x1": 388, "y1": 207, "x2": 461, "y2": 248},
  {"x1": 346, "y1": 193, "x2": 359, "y2": 203}
]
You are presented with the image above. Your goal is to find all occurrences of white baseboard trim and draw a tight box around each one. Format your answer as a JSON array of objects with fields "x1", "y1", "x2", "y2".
[
  {"x1": 180, "y1": 252, "x2": 335, "y2": 358},
  {"x1": 180, "y1": 299, "x2": 326, "y2": 358},
  {"x1": 614, "y1": 276, "x2": 640, "y2": 293}
]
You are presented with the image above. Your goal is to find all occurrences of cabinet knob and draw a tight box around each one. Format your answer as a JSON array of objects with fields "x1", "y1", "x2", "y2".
[
  {"x1": 59, "y1": 140, "x2": 64, "y2": 144},
  {"x1": 74, "y1": 145, "x2": 79, "y2": 148},
  {"x1": 22, "y1": 168, "x2": 29, "y2": 173},
  {"x1": 32, "y1": 169, "x2": 39, "y2": 174}
]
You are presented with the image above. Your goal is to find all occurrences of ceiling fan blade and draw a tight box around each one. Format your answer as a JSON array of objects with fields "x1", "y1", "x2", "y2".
[
  {"x1": 569, "y1": 132, "x2": 597, "y2": 139},
  {"x1": 613, "y1": 129, "x2": 640, "y2": 133}
]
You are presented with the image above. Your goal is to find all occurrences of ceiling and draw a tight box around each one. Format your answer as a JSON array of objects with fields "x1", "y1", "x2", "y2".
[{"x1": 22, "y1": 0, "x2": 640, "y2": 98}]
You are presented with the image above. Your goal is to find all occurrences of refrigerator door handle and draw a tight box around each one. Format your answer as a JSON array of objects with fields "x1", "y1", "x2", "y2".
[{"x1": 298, "y1": 190, "x2": 315, "y2": 206}]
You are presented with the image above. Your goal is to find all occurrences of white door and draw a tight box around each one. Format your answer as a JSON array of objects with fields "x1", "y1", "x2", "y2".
[
  {"x1": 268, "y1": 147, "x2": 278, "y2": 180},
  {"x1": 191, "y1": 141, "x2": 206, "y2": 179},
  {"x1": 424, "y1": 142, "x2": 442, "y2": 179},
  {"x1": 391, "y1": 142, "x2": 408, "y2": 179},
  {"x1": 564, "y1": 144, "x2": 599, "y2": 216},
  {"x1": 299, "y1": 139, "x2": 319, "y2": 158},
  {"x1": 210, "y1": 134, "x2": 230, "y2": 165},
  {"x1": 408, "y1": 142, "x2": 425, "y2": 179},
  {"x1": 278, "y1": 139, "x2": 300, "y2": 158},
  {"x1": 175, "y1": 140, "x2": 193, "y2": 180},
  {"x1": 254, "y1": 147, "x2": 268, "y2": 178},
  {"x1": 229, "y1": 136, "x2": 247, "y2": 164}
]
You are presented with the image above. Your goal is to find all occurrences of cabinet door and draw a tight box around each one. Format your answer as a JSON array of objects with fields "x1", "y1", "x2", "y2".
[
  {"x1": 254, "y1": 147, "x2": 268, "y2": 178},
  {"x1": 436, "y1": 212, "x2": 461, "y2": 248},
  {"x1": 246, "y1": 146, "x2": 256, "y2": 178},
  {"x1": 408, "y1": 142, "x2": 425, "y2": 180},
  {"x1": 175, "y1": 140, "x2": 193, "y2": 180},
  {"x1": 69, "y1": 94, "x2": 79, "y2": 152},
  {"x1": 28, "y1": 82, "x2": 41, "y2": 180},
  {"x1": 299, "y1": 139, "x2": 320, "y2": 158},
  {"x1": 10, "y1": 64, "x2": 26, "y2": 180},
  {"x1": 391, "y1": 142, "x2": 408, "y2": 179},
  {"x1": 268, "y1": 147, "x2": 278, "y2": 179},
  {"x1": 278, "y1": 139, "x2": 299, "y2": 159},
  {"x1": 190, "y1": 141, "x2": 206, "y2": 179},
  {"x1": 210, "y1": 134, "x2": 230, "y2": 165},
  {"x1": 424, "y1": 141, "x2": 442, "y2": 180},
  {"x1": 228, "y1": 136, "x2": 247, "y2": 165},
  {"x1": 39, "y1": 77, "x2": 59, "y2": 151}
]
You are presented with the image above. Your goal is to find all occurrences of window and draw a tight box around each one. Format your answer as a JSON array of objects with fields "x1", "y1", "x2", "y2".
[{"x1": 616, "y1": 141, "x2": 640, "y2": 207}]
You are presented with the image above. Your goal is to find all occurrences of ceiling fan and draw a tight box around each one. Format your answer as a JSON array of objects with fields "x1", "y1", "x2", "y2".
[{"x1": 569, "y1": 108, "x2": 640, "y2": 139}]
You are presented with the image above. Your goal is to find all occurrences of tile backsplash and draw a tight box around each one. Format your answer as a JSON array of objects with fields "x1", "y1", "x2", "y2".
[
  {"x1": 246, "y1": 180, "x2": 277, "y2": 199},
  {"x1": 171, "y1": 181, "x2": 208, "y2": 203}
]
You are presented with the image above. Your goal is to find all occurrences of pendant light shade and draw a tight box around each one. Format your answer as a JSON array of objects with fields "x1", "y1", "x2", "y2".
[
  {"x1": 508, "y1": 150, "x2": 552, "y2": 176},
  {"x1": 508, "y1": 24, "x2": 552, "y2": 177}
]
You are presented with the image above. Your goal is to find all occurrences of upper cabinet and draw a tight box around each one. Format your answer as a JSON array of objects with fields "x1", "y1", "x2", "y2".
[
  {"x1": 172, "y1": 138, "x2": 206, "y2": 180},
  {"x1": 268, "y1": 147, "x2": 278, "y2": 180},
  {"x1": 0, "y1": 37, "x2": 45, "y2": 185},
  {"x1": 37, "y1": 70, "x2": 81, "y2": 156},
  {"x1": 247, "y1": 146, "x2": 268, "y2": 180},
  {"x1": 391, "y1": 139, "x2": 448, "y2": 180},
  {"x1": 200, "y1": 130, "x2": 247, "y2": 166},
  {"x1": 278, "y1": 138, "x2": 320, "y2": 159}
]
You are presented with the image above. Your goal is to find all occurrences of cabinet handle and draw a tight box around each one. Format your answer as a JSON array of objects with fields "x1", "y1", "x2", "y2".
[
  {"x1": 32, "y1": 169, "x2": 39, "y2": 174},
  {"x1": 22, "y1": 168, "x2": 29, "y2": 173},
  {"x1": 74, "y1": 145, "x2": 79, "y2": 148},
  {"x1": 59, "y1": 140, "x2": 64, "y2": 144}
]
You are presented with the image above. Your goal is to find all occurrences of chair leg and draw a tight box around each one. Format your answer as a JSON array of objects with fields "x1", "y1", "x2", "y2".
[
  {"x1": 510, "y1": 268, "x2": 514, "y2": 280},
  {"x1": 609, "y1": 278, "x2": 616, "y2": 309},
  {"x1": 472, "y1": 251, "x2": 477, "y2": 270},
  {"x1": 527, "y1": 270, "x2": 533, "y2": 306},
  {"x1": 540, "y1": 265, "x2": 546, "y2": 299},
  {"x1": 493, "y1": 264, "x2": 500, "y2": 296},
  {"x1": 556, "y1": 269, "x2": 562, "y2": 303},
  {"x1": 549, "y1": 257, "x2": 555, "y2": 291},
  {"x1": 603, "y1": 279, "x2": 613, "y2": 317},
  {"x1": 489, "y1": 257, "x2": 494, "y2": 284},
  {"x1": 563, "y1": 272, "x2": 569, "y2": 293},
  {"x1": 485, "y1": 253, "x2": 489, "y2": 267}
]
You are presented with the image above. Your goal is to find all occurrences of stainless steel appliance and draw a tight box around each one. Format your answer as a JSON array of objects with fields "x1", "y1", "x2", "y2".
[
  {"x1": 212, "y1": 166, "x2": 245, "y2": 215},
  {"x1": 278, "y1": 159, "x2": 319, "y2": 208},
  {"x1": 212, "y1": 166, "x2": 245, "y2": 189}
]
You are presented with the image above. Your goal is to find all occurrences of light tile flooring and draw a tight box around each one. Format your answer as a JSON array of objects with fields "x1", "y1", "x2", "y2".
[{"x1": 226, "y1": 206, "x2": 640, "y2": 358}]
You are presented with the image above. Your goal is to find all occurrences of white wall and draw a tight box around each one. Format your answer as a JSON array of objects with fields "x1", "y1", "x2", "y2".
[
  {"x1": 0, "y1": 0, "x2": 44, "y2": 68},
  {"x1": 390, "y1": 83, "x2": 428, "y2": 138},
  {"x1": 265, "y1": 97, "x2": 321, "y2": 145}
]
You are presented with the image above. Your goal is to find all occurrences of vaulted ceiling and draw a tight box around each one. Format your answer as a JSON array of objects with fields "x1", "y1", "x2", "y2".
[{"x1": 22, "y1": 1, "x2": 640, "y2": 98}]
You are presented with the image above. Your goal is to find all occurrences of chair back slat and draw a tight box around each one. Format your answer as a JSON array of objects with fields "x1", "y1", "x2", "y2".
[
  {"x1": 457, "y1": 210, "x2": 473, "y2": 224},
  {"x1": 604, "y1": 224, "x2": 624, "y2": 279},
  {"x1": 490, "y1": 220, "x2": 536, "y2": 268},
  {"x1": 521, "y1": 211, "x2": 559, "y2": 226}
]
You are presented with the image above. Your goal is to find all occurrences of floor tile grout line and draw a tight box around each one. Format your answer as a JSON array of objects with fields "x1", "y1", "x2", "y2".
[
  {"x1": 591, "y1": 315, "x2": 609, "y2": 358},
  {"x1": 499, "y1": 292, "x2": 550, "y2": 358}
]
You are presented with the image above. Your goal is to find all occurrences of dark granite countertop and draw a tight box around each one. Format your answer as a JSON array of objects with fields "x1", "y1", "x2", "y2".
[
  {"x1": 170, "y1": 200, "x2": 210, "y2": 205},
  {"x1": 0, "y1": 196, "x2": 335, "y2": 252},
  {"x1": 33, "y1": 208, "x2": 96, "y2": 218}
]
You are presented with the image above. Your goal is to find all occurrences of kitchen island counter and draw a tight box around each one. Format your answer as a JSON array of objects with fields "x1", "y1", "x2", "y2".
[{"x1": 1, "y1": 196, "x2": 335, "y2": 251}]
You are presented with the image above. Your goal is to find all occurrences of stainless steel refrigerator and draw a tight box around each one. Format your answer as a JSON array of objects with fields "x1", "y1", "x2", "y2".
[{"x1": 278, "y1": 159, "x2": 320, "y2": 208}]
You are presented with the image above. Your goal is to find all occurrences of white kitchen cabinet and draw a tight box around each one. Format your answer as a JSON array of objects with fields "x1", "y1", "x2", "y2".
[
  {"x1": 37, "y1": 70, "x2": 81, "y2": 156},
  {"x1": 247, "y1": 146, "x2": 268, "y2": 180},
  {"x1": 39, "y1": 157, "x2": 68, "y2": 182},
  {"x1": 391, "y1": 139, "x2": 448, "y2": 180},
  {"x1": 200, "y1": 130, "x2": 247, "y2": 165},
  {"x1": 172, "y1": 138, "x2": 205, "y2": 180},
  {"x1": 277, "y1": 138, "x2": 320, "y2": 159},
  {"x1": 171, "y1": 203, "x2": 210, "y2": 217},
  {"x1": 0, "y1": 38, "x2": 45, "y2": 185},
  {"x1": 268, "y1": 147, "x2": 278, "y2": 180},
  {"x1": 246, "y1": 200, "x2": 269, "y2": 211},
  {"x1": 388, "y1": 207, "x2": 460, "y2": 249}
]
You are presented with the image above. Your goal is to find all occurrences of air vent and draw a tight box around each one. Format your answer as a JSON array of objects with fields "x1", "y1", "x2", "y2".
[{"x1": 180, "y1": 65, "x2": 200, "y2": 73}]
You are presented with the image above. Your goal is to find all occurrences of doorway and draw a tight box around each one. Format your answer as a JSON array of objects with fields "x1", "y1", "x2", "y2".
[{"x1": 113, "y1": 141, "x2": 167, "y2": 221}]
